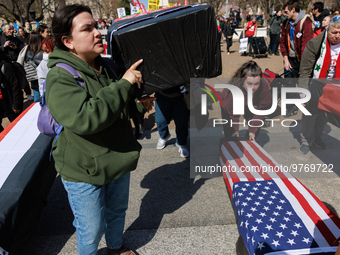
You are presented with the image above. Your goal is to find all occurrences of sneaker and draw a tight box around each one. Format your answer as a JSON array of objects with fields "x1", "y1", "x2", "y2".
[
  {"x1": 156, "y1": 134, "x2": 171, "y2": 150},
  {"x1": 27, "y1": 95, "x2": 34, "y2": 100},
  {"x1": 274, "y1": 52, "x2": 280, "y2": 56},
  {"x1": 313, "y1": 136, "x2": 326, "y2": 149},
  {"x1": 299, "y1": 144, "x2": 310, "y2": 154},
  {"x1": 179, "y1": 147, "x2": 189, "y2": 158}
]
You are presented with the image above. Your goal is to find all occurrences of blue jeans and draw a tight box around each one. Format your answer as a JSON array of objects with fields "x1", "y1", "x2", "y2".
[
  {"x1": 61, "y1": 173, "x2": 130, "y2": 255},
  {"x1": 155, "y1": 92, "x2": 189, "y2": 147}
]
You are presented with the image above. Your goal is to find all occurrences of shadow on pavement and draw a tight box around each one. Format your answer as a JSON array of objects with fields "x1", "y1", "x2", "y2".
[
  {"x1": 23, "y1": 176, "x2": 75, "y2": 255},
  {"x1": 122, "y1": 159, "x2": 206, "y2": 251},
  {"x1": 289, "y1": 121, "x2": 340, "y2": 177}
]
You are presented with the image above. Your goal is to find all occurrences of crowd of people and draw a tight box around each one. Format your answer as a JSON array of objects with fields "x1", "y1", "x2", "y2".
[
  {"x1": 0, "y1": 22, "x2": 52, "y2": 131},
  {"x1": 217, "y1": 0, "x2": 340, "y2": 155},
  {"x1": 0, "y1": 16, "x2": 127, "y2": 131}
]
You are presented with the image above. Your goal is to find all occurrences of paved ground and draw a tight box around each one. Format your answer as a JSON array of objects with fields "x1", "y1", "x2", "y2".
[{"x1": 5, "y1": 40, "x2": 340, "y2": 254}]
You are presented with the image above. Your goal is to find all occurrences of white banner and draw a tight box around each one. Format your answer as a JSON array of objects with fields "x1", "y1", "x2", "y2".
[
  {"x1": 131, "y1": 5, "x2": 139, "y2": 15},
  {"x1": 117, "y1": 7, "x2": 126, "y2": 18},
  {"x1": 239, "y1": 37, "x2": 248, "y2": 53}
]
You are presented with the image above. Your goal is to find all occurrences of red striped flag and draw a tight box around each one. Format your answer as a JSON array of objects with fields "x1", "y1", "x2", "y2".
[
  {"x1": 0, "y1": 102, "x2": 53, "y2": 252},
  {"x1": 220, "y1": 141, "x2": 340, "y2": 254}
]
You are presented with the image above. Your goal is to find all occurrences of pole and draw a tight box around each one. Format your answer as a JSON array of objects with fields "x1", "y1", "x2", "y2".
[{"x1": 226, "y1": 0, "x2": 228, "y2": 17}]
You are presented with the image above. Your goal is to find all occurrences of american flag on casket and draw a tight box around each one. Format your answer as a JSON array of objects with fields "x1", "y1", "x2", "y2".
[{"x1": 220, "y1": 140, "x2": 340, "y2": 255}]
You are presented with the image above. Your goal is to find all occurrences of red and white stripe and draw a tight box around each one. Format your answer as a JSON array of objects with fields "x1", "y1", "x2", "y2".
[
  {"x1": 220, "y1": 141, "x2": 340, "y2": 253},
  {"x1": 0, "y1": 103, "x2": 41, "y2": 188}
]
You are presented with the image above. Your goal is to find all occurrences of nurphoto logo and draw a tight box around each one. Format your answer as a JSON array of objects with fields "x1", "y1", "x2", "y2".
[{"x1": 201, "y1": 84, "x2": 311, "y2": 116}]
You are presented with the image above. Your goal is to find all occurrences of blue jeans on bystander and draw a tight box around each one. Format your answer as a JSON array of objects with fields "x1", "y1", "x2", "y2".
[
  {"x1": 61, "y1": 172, "x2": 130, "y2": 255},
  {"x1": 247, "y1": 36, "x2": 254, "y2": 55},
  {"x1": 155, "y1": 92, "x2": 189, "y2": 147}
]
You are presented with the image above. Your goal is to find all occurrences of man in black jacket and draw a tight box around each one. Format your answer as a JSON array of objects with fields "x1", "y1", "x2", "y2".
[
  {"x1": 0, "y1": 24, "x2": 32, "y2": 100},
  {"x1": 0, "y1": 24, "x2": 24, "y2": 62},
  {"x1": 312, "y1": 2, "x2": 330, "y2": 32}
]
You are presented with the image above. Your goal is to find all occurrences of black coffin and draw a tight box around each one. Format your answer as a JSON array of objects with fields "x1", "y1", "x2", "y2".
[{"x1": 108, "y1": 5, "x2": 222, "y2": 95}]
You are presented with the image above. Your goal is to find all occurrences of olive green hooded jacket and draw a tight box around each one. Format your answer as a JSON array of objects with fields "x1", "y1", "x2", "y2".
[{"x1": 46, "y1": 47, "x2": 145, "y2": 185}]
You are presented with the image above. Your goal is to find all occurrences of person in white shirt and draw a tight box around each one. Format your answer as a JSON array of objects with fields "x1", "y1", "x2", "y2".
[{"x1": 36, "y1": 38, "x2": 55, "y2": 96}]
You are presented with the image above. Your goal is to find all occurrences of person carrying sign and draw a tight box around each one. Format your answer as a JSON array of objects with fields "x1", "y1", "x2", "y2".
[{"x1": 242, "y1": 16, "x2": 257, "y2": 56}]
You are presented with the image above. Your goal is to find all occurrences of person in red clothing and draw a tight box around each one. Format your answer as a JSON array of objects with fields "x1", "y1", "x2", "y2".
[
  {"x1": 220, "y1": 61, "x2": 271, "y2": 141},
  {"x1": 280, "y1": 0, "x2": 314, "y2": 117},
  {"x1": 242, "y1": 16, "x2": 257, "y2": 56}
]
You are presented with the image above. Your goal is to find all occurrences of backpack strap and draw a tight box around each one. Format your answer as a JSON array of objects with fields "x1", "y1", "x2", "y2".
[
  {"x1": 299, "y1": 14, "x2": 315, "y2": 32},
  {"x1": 56, "y1": 63, "x2": 84, "y2": 87},
  {"x1": 42, "y1": 63, "x2": 85, "y2": 108},
  {"x1": 46, "y1": 63, "x2": 85, "y2": 160}
]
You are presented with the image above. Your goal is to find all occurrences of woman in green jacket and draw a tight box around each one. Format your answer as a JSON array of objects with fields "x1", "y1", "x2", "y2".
[{"x1": 46, "y1": 4, "x2": 154, "y2": 255}]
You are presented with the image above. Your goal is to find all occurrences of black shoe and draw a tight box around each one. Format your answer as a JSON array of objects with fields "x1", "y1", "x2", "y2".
[
  {"x1": 284, "y1": 106, "x2": 298, "y2": 117},
  {"x1": 274, "y1": 52, "x2": 280, "y2": 56},
  {"x1": 313, "y1": 136, "x2": 326, "y2": 149},
  {"x1": 268, "y1": 49, "x2": 272, "y2": 55}
]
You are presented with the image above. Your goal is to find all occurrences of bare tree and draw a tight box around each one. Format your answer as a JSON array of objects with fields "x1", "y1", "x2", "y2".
[
  {"x1": 230, "y1": 0, "x2": 252, "y2": 27},
  {"x1": 0, "y1": 0, "x2": 66, "y2": 25},
  {"x1": 255, "y1": 0, "x2": 274, "y2": 26},
  {"x1": 205, "y1": 0, "x2": 226, "y2": 15},
  {"x1": 0, "y1": 0, "x2": 34, "y2": 24},
  {"x1": 89, "y1": 0, "x2": 119, "y2": 20}
]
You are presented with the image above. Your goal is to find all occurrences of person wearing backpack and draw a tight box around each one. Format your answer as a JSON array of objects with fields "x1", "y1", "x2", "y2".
[
  {"x1": 24, "y1": 33, "x2": 43, "y2": 101},
  {"x1": 45, "y1": 4, "x2": 155, "y2": 255},
  {"x1": 267, "y1": 9, "x2": 286, "y2": 55},
  {"x1": 280, "y1": 0, "x2": 314, "y2": 117}
]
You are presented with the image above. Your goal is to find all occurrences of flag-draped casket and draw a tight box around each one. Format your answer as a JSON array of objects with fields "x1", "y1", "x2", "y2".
[{"x1": 221, "y1": 140, "x2": 340, "y2": 255}]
